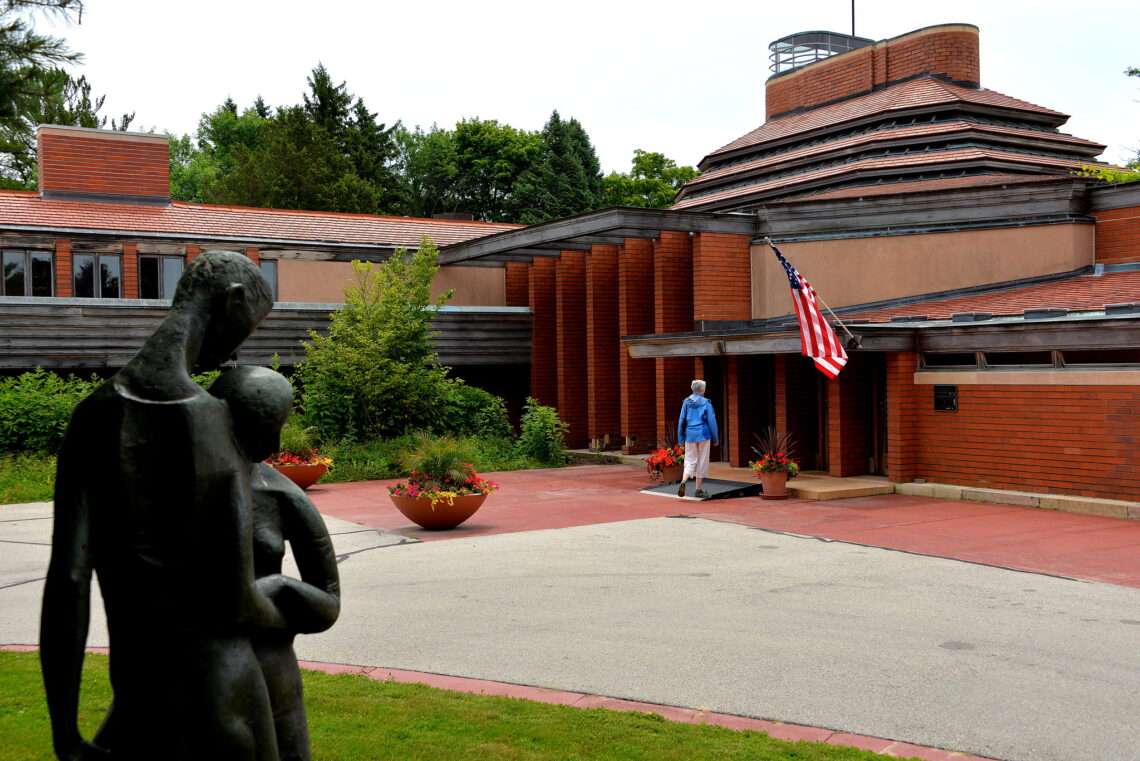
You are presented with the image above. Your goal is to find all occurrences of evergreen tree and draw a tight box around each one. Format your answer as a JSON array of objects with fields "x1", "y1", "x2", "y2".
[
  {"x1": 212, "y1": 105, "x2": 379, "y2": 213},
  {"x1": 509, "y1": 110, "x2": 603, "y2": 224},
  {"x1": 0, "y1": 0, "x2": 83, "y2": 187}
]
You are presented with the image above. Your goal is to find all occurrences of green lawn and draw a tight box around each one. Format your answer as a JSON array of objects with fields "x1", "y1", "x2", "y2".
[
  {"x1": 0, "y1": 651, "x2": 908, "y2": 761},
  {"x1": 0, "y1": 453, "x2": 55, "y2": 504}
]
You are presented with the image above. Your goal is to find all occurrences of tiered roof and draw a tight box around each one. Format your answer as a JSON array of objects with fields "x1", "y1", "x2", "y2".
[{"x1": 673, "y1": 77, "x2": 1112, "y2": 212}]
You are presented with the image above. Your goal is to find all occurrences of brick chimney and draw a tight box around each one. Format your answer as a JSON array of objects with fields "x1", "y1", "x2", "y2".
[
  {"x1": 765, "y1": 23, "x2": 981, "y2": 120},
  {"x1": 37, "y1": 125, "x2": 170, "y2": 205}
]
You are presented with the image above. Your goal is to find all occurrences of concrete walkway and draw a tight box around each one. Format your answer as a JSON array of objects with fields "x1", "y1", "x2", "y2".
[{"x1": 5, "y1": 464, "x2": 1140, "y2": 761}]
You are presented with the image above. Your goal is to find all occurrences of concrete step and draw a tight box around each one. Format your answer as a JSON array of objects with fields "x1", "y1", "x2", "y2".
[{"x1": 788, "y1": 474, "x2": 894, "y2": 501}]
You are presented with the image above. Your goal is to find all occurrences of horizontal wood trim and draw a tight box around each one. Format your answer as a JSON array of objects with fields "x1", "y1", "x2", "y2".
[
  {"x1": 914, "y1": 370, "x2": 1140, "y2": 385},
  {"x1": 0, "y1": 301, "x2": 531, "y2": 368}
]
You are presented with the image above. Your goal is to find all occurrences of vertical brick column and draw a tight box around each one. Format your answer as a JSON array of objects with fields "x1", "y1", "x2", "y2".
[
  {"x1": 827, "y1": 355, "x2": 871, "y2": 477},
  {"x1": 528, "y1": 258, "x2": 558, "y2": 408},
  {"x1": 725, "y1": 357, "x2": 746, "y2": 466},
  {"x1": 692, "y1": 233, "x2": 751, "y2": 324},
  {"x1": 654, "y1": 232, "x2": 694, "y2": 442},
  {"x1": 53, "y1": 239, "x2": 72, "y2": 297},
  {"x1": 555, "y1": 251, "x2": 588, "y2": 448},
  {"x1": 121, "y1": 242, "x2": 139, "y2": 299},
  {"x1": 245, "y1": 246, "x2": 260, "y2": 265},
  {"x1": 585, "y1": 245, "x2": 619, "y2": 449},
  {"x1": 186, "y1": 244, "x2": 202, "y2": 264},
  {"x1": 773, "y1": 355, "x2": 789, "y2": 435},
  {"x1": 504, "y1": 262, "x2": 531, "y2": 307},
  {"x1": 618, "y1": 238, "x2": 656, "y2": 454},
  {"x1": 885, "y1": 351, "x2": 921, "y2": 483}
]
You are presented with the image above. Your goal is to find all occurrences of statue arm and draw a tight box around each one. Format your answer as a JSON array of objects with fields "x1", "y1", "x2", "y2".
[
  {"x1": 40, "y1": 433, "x2": 105, "y2": 760},
  {"x1": 258, "y1": 488, "x2": 340, "y2": 634}
]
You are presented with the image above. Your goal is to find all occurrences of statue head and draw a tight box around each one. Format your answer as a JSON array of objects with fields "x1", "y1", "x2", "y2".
[
  {"x1": 208, "y1": 366, "x2": 294, "y2": 462},
  {"x1": 172, "y1": 251, "x2": 273, "y2": 373}
]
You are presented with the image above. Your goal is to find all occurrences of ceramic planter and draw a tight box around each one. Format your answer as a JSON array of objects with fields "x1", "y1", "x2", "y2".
[
  {"x1": 272, "y1": 463, "x2": 328, "y2": 490},
  {"x1": 389, "y1": 492, "x2": 488, "y2": 530},
  {"x1": 759, "y1": 471, "x2": 791, "y2": 500},
  {"x1": 654, "y1": 463, "x2": 684, "y2": 484}
]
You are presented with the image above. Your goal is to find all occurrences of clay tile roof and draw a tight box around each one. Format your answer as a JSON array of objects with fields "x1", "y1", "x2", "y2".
[
  {"x1": 843, "y1": 271, "x2": 1140, "y2": 322},
  {"x1": 671, "y1": 147, "x2": 1096, "y2": 210},
  {"x1": 0, "y1": 194, "x2": 520, "y2": 247},
  {"x1": 775, "y1": 174, "x2": 1064, "y2": 203},
  {"x1": 706, "y1": 78, "x2": 1069, "y2": 160},
  {"x1": 684, "y1": 121, "x2": 1103, "y2": 191}
]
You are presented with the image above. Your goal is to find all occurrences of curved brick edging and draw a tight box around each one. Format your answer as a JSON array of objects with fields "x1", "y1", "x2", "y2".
[{"x1": 2, "y1": 644, "x2": 992, "y2": 760}]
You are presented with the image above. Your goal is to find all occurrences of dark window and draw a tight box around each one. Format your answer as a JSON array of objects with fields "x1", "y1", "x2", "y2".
[
  {"x1": 933, "y1": 385, "x2": 958, "y2": 411},
  {"x1": 73, "y1": 254, "x2": 121, "y2": 298},
  {"x1": 983, "y1": 351, "x2": 1055, "y2": 367},
  {"x1": 921, "y1": 352, "x2": 977, "y2": 369},
  {"x1": 2, "y1": 250, "x2": 53, "y2": 296},
  {"x1": 1061, "y1": 349, "x2": 1140, "y2": 367},
  {"x1": 139, "y1": 256, "x2": 184, "y2": 299},
  {"x1": 259, "y1": 260, "x2": 278, "y2": 302}
]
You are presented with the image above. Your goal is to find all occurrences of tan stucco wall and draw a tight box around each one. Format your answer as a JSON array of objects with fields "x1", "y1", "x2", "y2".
[
  {"x1": 276, "y1": 260, "x2": 505, "y2": 305},
  {"x1": 752, "y1": 223, "x2": 1095, "y2": 319}
]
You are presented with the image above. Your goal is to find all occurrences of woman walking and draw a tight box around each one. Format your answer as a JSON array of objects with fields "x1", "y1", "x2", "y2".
[{"x1": 677, "y1": 379, "x2": 719, "y2": 499}]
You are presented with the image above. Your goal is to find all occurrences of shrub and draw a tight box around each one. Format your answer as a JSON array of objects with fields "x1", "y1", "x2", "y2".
[
  {"x1": 435, "y1": 382, "x2": 512, "y2": 438},
  {"x1": 298, "y1": 238, "x2": 454, "y2": 442},
  {"x1": 0, "y1": 369, "x2": 99, "y2": 453},
  {"x1": 516, "y1": 397, "x2": 569, "y2": 465}
]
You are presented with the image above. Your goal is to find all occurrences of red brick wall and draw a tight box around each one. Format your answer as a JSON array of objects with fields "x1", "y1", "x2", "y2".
[
  {"x1": 37, "y1": 128, "x2": 170, "y2": 199},
  {"x1": 504, "y1": 262, "x2": 531, "y2": 307},
  {"x1": 827, "y1": 354, "x2": 872, "y2": 476},
  {"x1": 186, "y1": 245, "x2": 202, "y2": 265},
  {"x1": 121, "y1": 243, "x2": 139, "y2": 299},
  {"x1": 53, "y1": 239, "x2": 72, "y2": 297},
  {"x1": 654, "y1": 231, "x2": 694, "y2": 441},
  {"x1": 528, "y1": 258, "x2": 558, "y2": 408},
  {"x1": 920, "y1": 386, "x2": 1140, "y2": 500},
  {"x1": 618, "y1": 238, "x2": 657, "y2": 453},
  {"x1": 765, "y1": 25, "x2": 980, "y2": 119},
  {"x1": 885, "y1": 352, "x2": 921, "y2": 482},
  {"x1": 885, "y1": 353, "x2": 1139, "y2": 501},
  {"x1": 692, "y1": 233, "x2": 751, "y2": 322},
  {"x1": 586, "y1": 245, "x2": 620, "y2": 446},
  {"x1": 1093, "y1": 205, "x2": 1140, "y2": 264},
  {"x1": 556, "y1": 251, "x2": 589, "y2": 448},
  {"x1": 245, "y1": 246, "x2": 260, "y2": 265}
]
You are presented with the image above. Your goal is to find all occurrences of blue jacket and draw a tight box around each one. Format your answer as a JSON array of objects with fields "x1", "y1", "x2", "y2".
[{"x1": 677, "y1": 394, "x2": 719, "y2": 444}]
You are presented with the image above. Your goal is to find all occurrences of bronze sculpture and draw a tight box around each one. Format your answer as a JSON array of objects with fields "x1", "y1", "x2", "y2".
[{"x1": 40, "y1": 251, "x2": 339, "y2": 761}]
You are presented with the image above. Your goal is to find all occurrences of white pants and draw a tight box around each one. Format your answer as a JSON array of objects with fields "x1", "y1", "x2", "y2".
[{"x1": 683, "y1": 439, "x2": 711, "y2": 480}]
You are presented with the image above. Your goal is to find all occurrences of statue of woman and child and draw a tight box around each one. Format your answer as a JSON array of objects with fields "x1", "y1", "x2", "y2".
[{"x1": 40, "y1": 251, "x2": 340, "y2": 761}]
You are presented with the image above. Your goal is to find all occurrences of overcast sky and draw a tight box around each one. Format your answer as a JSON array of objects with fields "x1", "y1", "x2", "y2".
[{"x1": 40, "y1": 0, "x2": 1140, "y2": 173}]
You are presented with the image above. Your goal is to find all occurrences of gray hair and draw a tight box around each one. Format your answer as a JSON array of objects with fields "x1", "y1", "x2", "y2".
[{"x1": 691, "y1": 379, "x2": 706, "y2": 394}]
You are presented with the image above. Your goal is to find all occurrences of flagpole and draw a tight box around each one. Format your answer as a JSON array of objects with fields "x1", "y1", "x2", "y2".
[{"x1": 763, "y1": 237, "x2": 861, "y2": 348}]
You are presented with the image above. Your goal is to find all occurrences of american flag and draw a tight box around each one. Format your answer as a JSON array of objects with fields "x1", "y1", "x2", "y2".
[{"x1": 770, "y1": 242, "x2": 848, "y2": 378}]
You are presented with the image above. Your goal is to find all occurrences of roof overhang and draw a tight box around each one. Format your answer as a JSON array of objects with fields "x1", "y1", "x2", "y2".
[
  {"x1": 623, "y1": 312, "x2": 1140, "y2": 358},
  {"x1": 437, "y1": 207, "x2": 758, "y2": 264}
]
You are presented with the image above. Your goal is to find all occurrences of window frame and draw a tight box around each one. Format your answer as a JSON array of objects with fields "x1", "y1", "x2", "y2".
[
  {"x1": 2, "y1": 249, "x2": 54, "y2": 297},
  {"x1": 72, "y1": 253, "x2": 122, "y2": 299},
  {"x1": 138, "y1": 255, "x2": 186, "y2": 300}
]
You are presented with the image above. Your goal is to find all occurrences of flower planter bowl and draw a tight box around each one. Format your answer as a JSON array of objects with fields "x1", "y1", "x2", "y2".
[
  {"x1": 389, "y1": 493, "x2": 488, "y2": 530},
  {"x1": 655, "y1": 463, "x2": 684, "y2": 484},
  {"x1": 759, "y1": 471, "x2": 791, "y2": 500},
  {"x1": 272, "y1": 463, "x2": 329, "y2": 491}
]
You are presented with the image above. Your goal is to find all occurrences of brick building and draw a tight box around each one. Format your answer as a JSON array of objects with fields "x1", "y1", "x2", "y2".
[
  {"x1": 1, "y1": 125, "x2": 533, "y2": 405},
  {"x1": 440, "y1": 23, "x2": 1140, "y2": 505},
  {"x1": 2, "y1": 22, "x2": 1138, "y2": 506}
]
